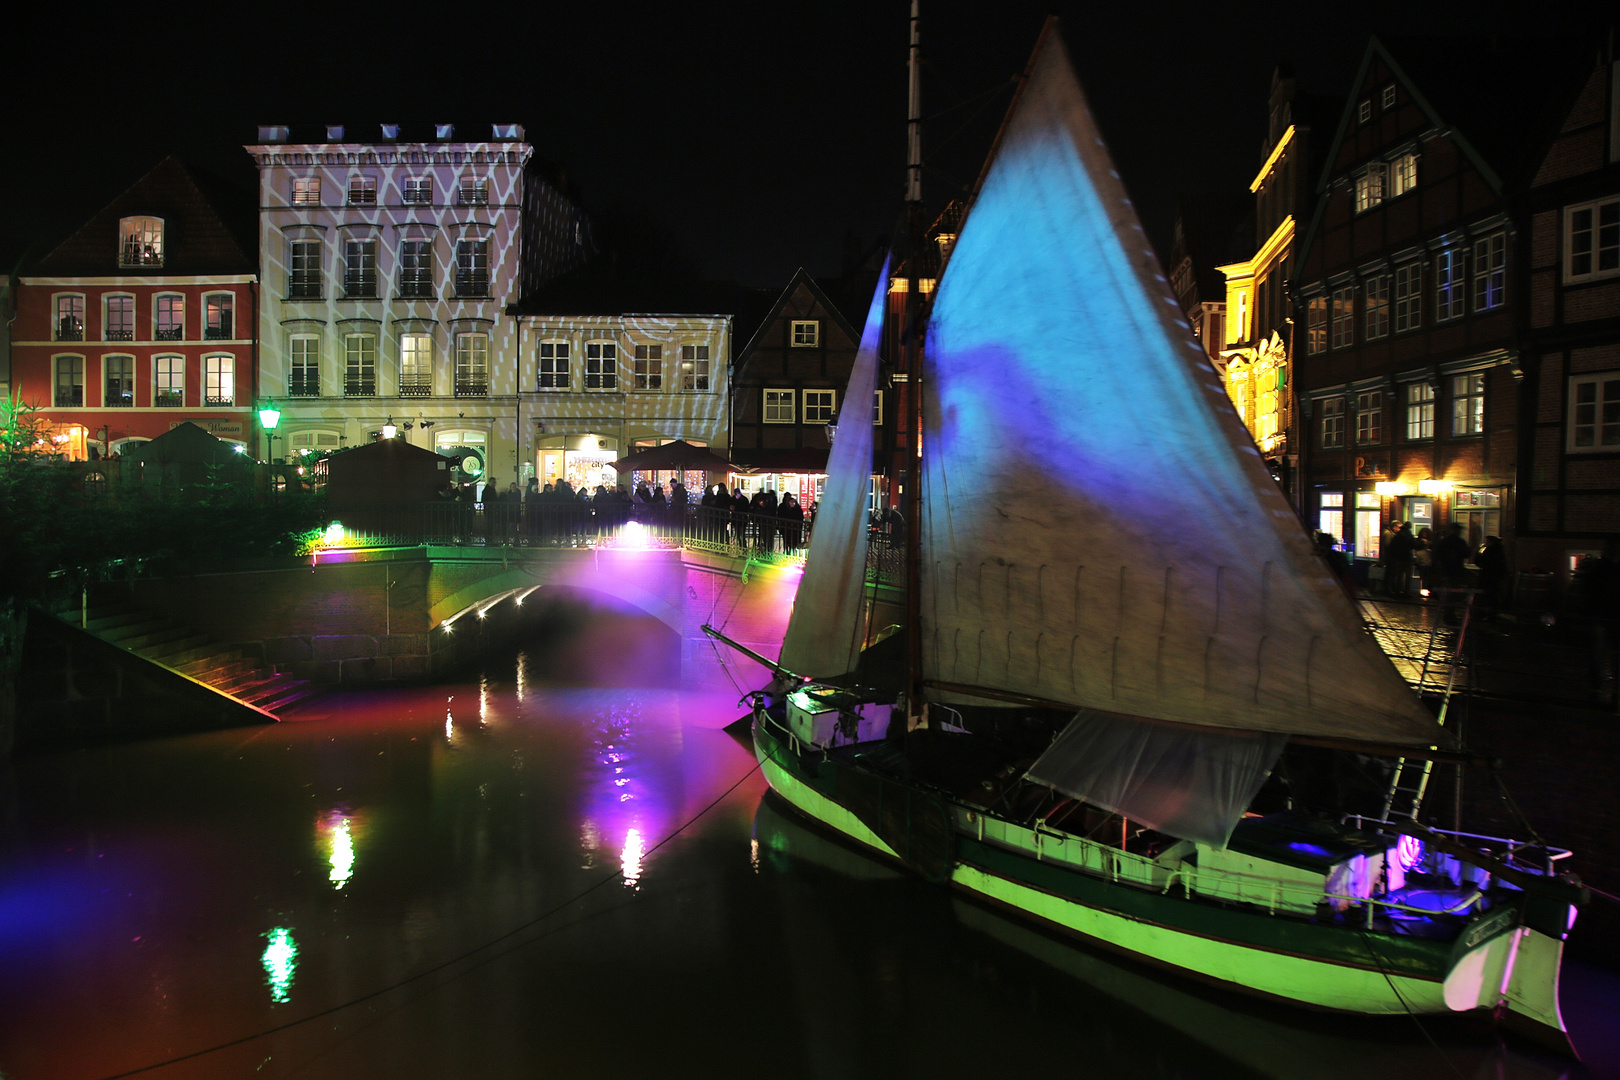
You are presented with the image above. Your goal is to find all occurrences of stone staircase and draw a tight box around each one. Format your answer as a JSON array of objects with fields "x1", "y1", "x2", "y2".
[{"x1": 80, "y1": 601, "x2": 319, "y2": 717}]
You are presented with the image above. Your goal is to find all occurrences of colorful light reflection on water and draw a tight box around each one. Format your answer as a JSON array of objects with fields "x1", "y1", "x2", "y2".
[
  {"x1": 261, "y1": 927, "x2": 298, "y2": 1003},
  {"x1": 320, "y1": 810, "x2": 357, "y2": 889}
]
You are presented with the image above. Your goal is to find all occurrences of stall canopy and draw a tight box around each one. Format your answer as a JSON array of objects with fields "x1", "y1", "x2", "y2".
[{"x1": 611, "y1": 440, "x2": 741, "y2": 475}]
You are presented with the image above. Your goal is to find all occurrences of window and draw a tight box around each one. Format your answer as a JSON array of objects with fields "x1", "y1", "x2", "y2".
[
  {"x1": 1405, "y1": 381, "x2": 1435, "y2": 440},
  {"x1": 399, "y1": 239, "x2": 433, "y2": 298},
  {"x1": 1355, "y1": 492, "x2": 1382, "y2": 559},
  {"x1": 791, "y1": 320, "x2": 819, "y2": 347},
  {"x1": 1355, "y1": 391, "x2": 1383, "y2": 444},
  {"x1": 204, "y1": 355, "x2": 234, "y2": 406},
  {"x1": 804, "y1": 389, "x2": 836, "y2": 424},
  {"x1": 1306, "y1": 295, "x2": 1327, "y2": 355},
  {"x1": 874, "y1": 389, "x2": 883, "y2": 425},
  {"x1": 679, "y1": 344, "x2": 710, "y2": 391},
  {"x1": 585, "y1": 341, "x2": 617, "y2": 389},
  {"x1": 344, "y1": 239, "x2": 378, "y2": 298},
  {"x1": 1389, "y1": 152, "x2": 1417, "y2": 198},
  {"x1": 1320, "y1": 397, "x2": 1345, "y2": 449},
  {"x1": 104, "y1": 356, "x2": 134, "y2": 407},
  {"x1": 291, "y1": 178, "x2": 321, "y2": 206},
  {"x1": 403, "y1": 177, "x2": 433, "y2": 205},
  {"x1": 104, "y1": 295, "x2": 134, "y2": 341},
  {"x1": 290, "y1": 240, "x2": 322, "y2": 299},
  {"x1": 1318, "y1": 492, "x2": 1344, "y2": 542},
  {"x1": 400, "y1": 334, "x2": 433, "y2": 397},
  {"x1": 459, "y1": 177, "x2": 489, "y2": 205},
  {"x1": 455, "y1": 238, "x2": 489, "y2": 296},
  {"x1": 1473, "y1": 233, "x2": 1505, "y2": 311},
  {"x1": 1355, "y1": 164, "x2": 1385, "y2": 213},
  {"x1": 1381, "y1": 84, "x2": 1396, "y2": 110},
  {"x1": 1330, "y1": 287, "x2": 1354, "y2": 349},
  {"x1": 454, "y1": 333, "x2": 488, "y2": 397},
  {"x1": 1394, "y1": 263, "x2": 1421, "y2": 332},
  {"x1": 55, "y1": 295, "x2": 85, "y2": 341},
  {"x1": 1451, "y1": 373, "x2": 1485, "y2": 436},
  {"x1": 1566, "y1": 197, "x2": 1620, "y2": 281},
  {"x1": 290, "y1": 335, "x2": 320, "y2": 397},
  {"x1": 633, "y1": 344, "x2": 663, "y2": 389},
  {"x1": 204, "y1": 294, "x2": 234, "y2": 340},
  {"x1": 538, "y1": 340, "x2": 569, "y2": 389},
  {"x1": 347, "y1": 175, "x2": 377, "y2": 205},
  {"x1": 154, "y1": 355, "x2": 184, "y2": 407},
  {"x1": 1364, "y1": 275, "x2": 1389, "y2": 340},
  {"x1": 54, "y1": 356, "x2": 84, "y2": 406},
  {"x1": 344, "y1": 334, "x2": 377, "y2": 397},
  {"x1": 1434, "y1": 249, "x2": 1464, "y2": 322},
  {"x1": 1358, "y1": 100, "x2": 1372, "y2": 124},
  {"x1": 1570, "y1": 373, "x2": 1620, "y2": 451},
  {"x1": 155, "y1": 295, "x2": 184, "y2": 341},
  {"x1": 764, "y1": 389, "x2": 796, "y2": 423},
  {"x1": 119, "y1": 216, "x2": 164, "y2": 267}
]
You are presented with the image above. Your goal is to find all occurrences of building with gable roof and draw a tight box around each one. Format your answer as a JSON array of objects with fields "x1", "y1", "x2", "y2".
[{"x1": 11, "y1": 156, "x2": 258, "y2": 460}]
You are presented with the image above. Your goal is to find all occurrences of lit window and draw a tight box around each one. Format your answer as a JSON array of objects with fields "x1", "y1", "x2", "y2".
[
  {"x1": 344, "y1": 335, "x2": 377, "y2": 397},
  {"x1": 1320, "y1": 396, "x2": 1345, "y2": 449},
  {"x1": 348, "y1": 175, "x2": 377, "y2": 206},
  {"x1": 455, "y1": 238, "x2": 489, "y2": 296},
  {"x1": 104, "y1": 295, "x2": 134, "y2": 341},
  {"x1": 105, "y1": 356, "x2": 134, "y2": 407},
  {"x1": 791, "y1": 320, "x2": 819, "y2": 347},
  {"x1": 1434, "y1": 249, "x2": 1464, "y2": 322},
  {"x1": 1354, "y1": 164, "x2": 1385, "y2": 213},
  {"x1": 155, "y1": 295, "x2": 184, "y2": 341},
  {"x1": 1355, "y1": 492, "x2": 1382, "y2": 559},
  {"x1": 204, "y1": 294, "x2": 234, "y2": 340},
  {"x1": 55, "y1": 356, "x2": 85, "y2": 406},
  {"x1": 1451, "y1": 373, "x2": 1485, "y2": 436},
  {"x1": 1388, "y1": 153, "x2": 1417, "y2": 198},
  {"x1": 291, "y1": 178, "x2": 321, "y2": 206},
  {"x1": 804, "y1": 389, "x2": 836, "y2": 424},
  {"x1": 1566, "y1": 198, "x2": 1620, "y2": 282},
  {"x1": 119, "y1": 216, "x2": 164, "y2": 267},
  {"x1": 1364, "y1": 275, "x2": 1389, "y2": 340},
  {"x1": 344, "y1": 239, "x2": 378, "y2": 298},
  {"x1": 1570, "y1": 373, "x2": 1620, "y2": 452},
  {"x1": 1355, "y1": 391, "x2": 1383, "y2": 445},
  {"x1": 400, "y1": 334, "x2": 433, "y2": 397},
  {"x1": 764, "y1": 389, "x2": 796, "y2": 423},
  {"x1": 1358, "y1": 99, "x2": 1372, "y2": 124},
  {"x1": 1306, "y1": 295, "x2": 1327, "y2": 355},
  {"x1": 633, "y1": 344, "x2": 663, "y2": 390},
  {"x1": 1405, "y1": 382, "x2": 1434, "y2": 440},
  {"x1": 1330, "y1": 287, "x2": 1354, "y2": 349},
  {"x1": 1381, "y1": 84, "x2": 1396, "y2": 110},
  {"x1": 399, "y1": 240, "x2": 433, "y2": 298},
  {"x1": 1318, "y1": 492, "x2": 1344, "y2": 542},
  {"x1": 155, "y1": 355, "x2": 184, "y2": 407},
  {"x1": 538, "y1": 340, "x2": 569, "y2": 389},
  {"x1": 1473, "y1": 233, "x2": 1505, "y2": 311},
  {"x1": 459, "y1": 177, "x2": 489, "y2": 206},
  {"x1": 204, "y1": 355, "x2": 235, "y2": 406},
  {"x1": 455, "y1": 333, "x2": 488, "y2": 397},
  {"x1": 679, "y1": 344, "x2": 710, "y2": 391},
  {"x1": 403, "y1": 177, "x2": 433, "y2": 205},
  {"x1": 289, "y1": 240, "x2": 322, "y2": 299},
  {"x1": 873, "y1": 389, "x2": 883, "y2": 425},
  {"x1": 55, "y1": 295, "x2": 85, "y2": 341},
  {"x1": 290, "y1": 335, "x2": 320, "y2": 397},
  {"x1": 1393, "y1": 263, "x2": 1421, "y2": 332},
  {"x1": 585, "y1": 341, "x2": 617, "y2": 390}
]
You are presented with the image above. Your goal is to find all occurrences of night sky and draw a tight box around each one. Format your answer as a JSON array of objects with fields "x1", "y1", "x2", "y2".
[{"x1": 2, "y1": 2, "x2": 1599, "y2": 289}]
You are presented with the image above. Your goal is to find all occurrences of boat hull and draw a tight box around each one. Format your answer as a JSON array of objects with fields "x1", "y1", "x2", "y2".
[{"x1": 753, "y1": 716, "x2": 1568, "y2": 1033}]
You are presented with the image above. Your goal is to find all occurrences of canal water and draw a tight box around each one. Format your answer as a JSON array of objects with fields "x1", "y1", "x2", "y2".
[{"x1": 1, "y1": 647, "x2": 1615, "y2": 1079}]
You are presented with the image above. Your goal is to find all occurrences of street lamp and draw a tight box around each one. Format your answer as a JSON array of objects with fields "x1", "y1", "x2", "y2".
[{"x1": 259, "y1": 403, "x2": 282, "y2": 462}]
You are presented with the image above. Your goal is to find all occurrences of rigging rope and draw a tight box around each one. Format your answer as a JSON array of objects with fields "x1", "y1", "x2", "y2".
[{"x1": 1356, "y1": 930, "x2": 1465, "y2": 1079}]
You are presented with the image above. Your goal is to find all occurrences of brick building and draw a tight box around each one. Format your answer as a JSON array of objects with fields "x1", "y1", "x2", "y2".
[
  {"x1": 11, "y1": 157, "x2": 257, "y2": 459},
  {"x1": 1521, "y1": 45, "x2": 1620, "y2": 582}
]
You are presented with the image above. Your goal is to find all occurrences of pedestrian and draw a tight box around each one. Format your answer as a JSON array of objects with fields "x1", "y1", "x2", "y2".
[
  {"x1": 1414, "y1": 527, "x2": 1434, "y2": 597},
  {"x1": 1384, "y1": 522, "x2": 1415, "y2": 598},
  {"x1": 777, "y1": 492, "x2": 805, "y2": 550},
  {"x1": 1472, "y1": 535, "x2": 1507, "y2": 620},
  {"x1": 1316, "y1": 531, "x2": 1356, "y2": 602},
  {"x1": 1573, "y1": 538, "x2": 1620, "y2": 701},
  {"x1": 1434, "y1": 522, "x2": 1472, "y2": 624}
]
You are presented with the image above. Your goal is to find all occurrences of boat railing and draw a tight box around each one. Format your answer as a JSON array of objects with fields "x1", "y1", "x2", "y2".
[{"x1": 1340, "y1": 814, "x2": 1573, "y2": 875}]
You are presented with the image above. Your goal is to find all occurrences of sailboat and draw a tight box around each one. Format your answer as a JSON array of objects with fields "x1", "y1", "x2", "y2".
[{"x1": 707, "y1": 20, "x2": 1586, "y2": 1054}]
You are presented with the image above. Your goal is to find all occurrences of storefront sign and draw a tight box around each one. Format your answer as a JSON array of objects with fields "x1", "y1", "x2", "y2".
[{"x1": 172, "y1": 420, "x2": 245, "y2": 437}]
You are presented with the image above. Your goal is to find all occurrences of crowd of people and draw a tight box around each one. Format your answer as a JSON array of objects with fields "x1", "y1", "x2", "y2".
[{"x1": 1312, "y1": 521, "x2": 1508, "y2": 624}]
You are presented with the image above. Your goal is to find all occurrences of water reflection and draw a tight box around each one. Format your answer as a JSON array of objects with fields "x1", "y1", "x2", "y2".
[
  {"x1": 319, "y1": 809, "x2": 357, "y2": 889},
  {"x1": 579, "y1": 695, "x2": 677, "y2": 892},
  {"x1": 260, "y1": 927, "x2": 298, "y2": 1004},
  {"x1": 621, "y1": 827, "x2": 645, "y2": 889}
]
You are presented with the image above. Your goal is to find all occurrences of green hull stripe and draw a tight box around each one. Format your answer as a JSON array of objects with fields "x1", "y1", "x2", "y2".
[{"x1": 756, "y1": 738, "x2": 900, "y2": 860}]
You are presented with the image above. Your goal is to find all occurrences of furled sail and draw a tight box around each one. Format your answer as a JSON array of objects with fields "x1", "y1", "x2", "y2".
[
  {"x1": 919, "y1": 30, "x2": 1441, "y2": 748},
  {"x1": 778, "y1": 258, "x2": 891, "y2": 679}
]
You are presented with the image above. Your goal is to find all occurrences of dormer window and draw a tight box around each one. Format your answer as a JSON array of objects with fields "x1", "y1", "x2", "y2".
[{"x1": 119, "y1": 216, "x2": 164, "y2": 268}]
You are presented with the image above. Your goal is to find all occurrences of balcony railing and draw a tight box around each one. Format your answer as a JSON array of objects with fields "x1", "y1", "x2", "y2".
[
  {"x1": 105, "y1": 329, "x2": 134, "y2": 342},
  {"x1": 454, "y1": 273, "x2": 489, "y2": 297},
  {"x1": 55, "y1": 387, "x2": 84, "y2": 407},
  {"x1": 57, "y1": 318, "x2": 84, "y2": 341},
  {"x1": 289, "y1": 378, "x2": 320, "y2": 398},
  {"x1": 398, "y1": 281, "x2": 434, "y2": 299},
  {"x1": 454, "y1": 380, "x2": 489, "y2": 398},
  {"x1": 155, "y1": 327, "x2": 183, "y2": 342},
  {"x1": 289, "y1": 281, "x2": 322, "y2": 300},
  {"x1": 105, "y1": 386, "x2": 134, "y2": 407},
  {"x1": 204, "y1": 395, "x2": 234, "y2": 407},
  {"x1": 204, "y1": 323, "x2": 233, "y2": 340},
  {"x1": 155, "y1": 390, "x2": 183, "y2": 407},
  {"x1": 399, "y1": 377, "x2": 433, "y2": 398},
  {"x1": 344, "y1": 380, "x2": 378, "y2": 398},
  {"x1": 343, "y1": 277, "x2": 377, "y2": 299}
]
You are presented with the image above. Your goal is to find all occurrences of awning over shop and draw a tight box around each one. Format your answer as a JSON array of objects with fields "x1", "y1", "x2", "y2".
[{"x1": 728, "y1": 448, "x2": 829, "y2": 474}]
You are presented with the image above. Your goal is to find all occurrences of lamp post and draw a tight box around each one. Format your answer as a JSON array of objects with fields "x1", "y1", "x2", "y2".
[{"x1": 258, "y1": 403, "x2": 282, "y2": 462}]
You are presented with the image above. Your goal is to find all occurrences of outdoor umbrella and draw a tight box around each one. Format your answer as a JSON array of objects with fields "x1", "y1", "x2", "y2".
[{"x1": 611, "y1": 440, "x2": 742, "y2": 475}]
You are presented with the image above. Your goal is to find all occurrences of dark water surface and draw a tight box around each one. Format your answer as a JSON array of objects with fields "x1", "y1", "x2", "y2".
[{"x1": 2, "y1": 651, "x2": 1615, "y2": 1079}]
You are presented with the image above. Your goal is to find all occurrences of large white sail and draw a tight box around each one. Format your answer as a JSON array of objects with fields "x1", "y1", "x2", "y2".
[
  {"x1": 920, "y1": 31, "x2": 1439, "y2": 748},
  {"x1": 778, "y1": 260, "x2": 890, "y2": 679}
]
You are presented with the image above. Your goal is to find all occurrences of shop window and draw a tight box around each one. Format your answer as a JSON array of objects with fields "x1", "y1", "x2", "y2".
[
  {"x1": 1354, "y1": 492, "x2": 1381, "y2": 559},
  {"x1": 1318, "y1": 493, "x2": 1344, "y2": 543}
]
